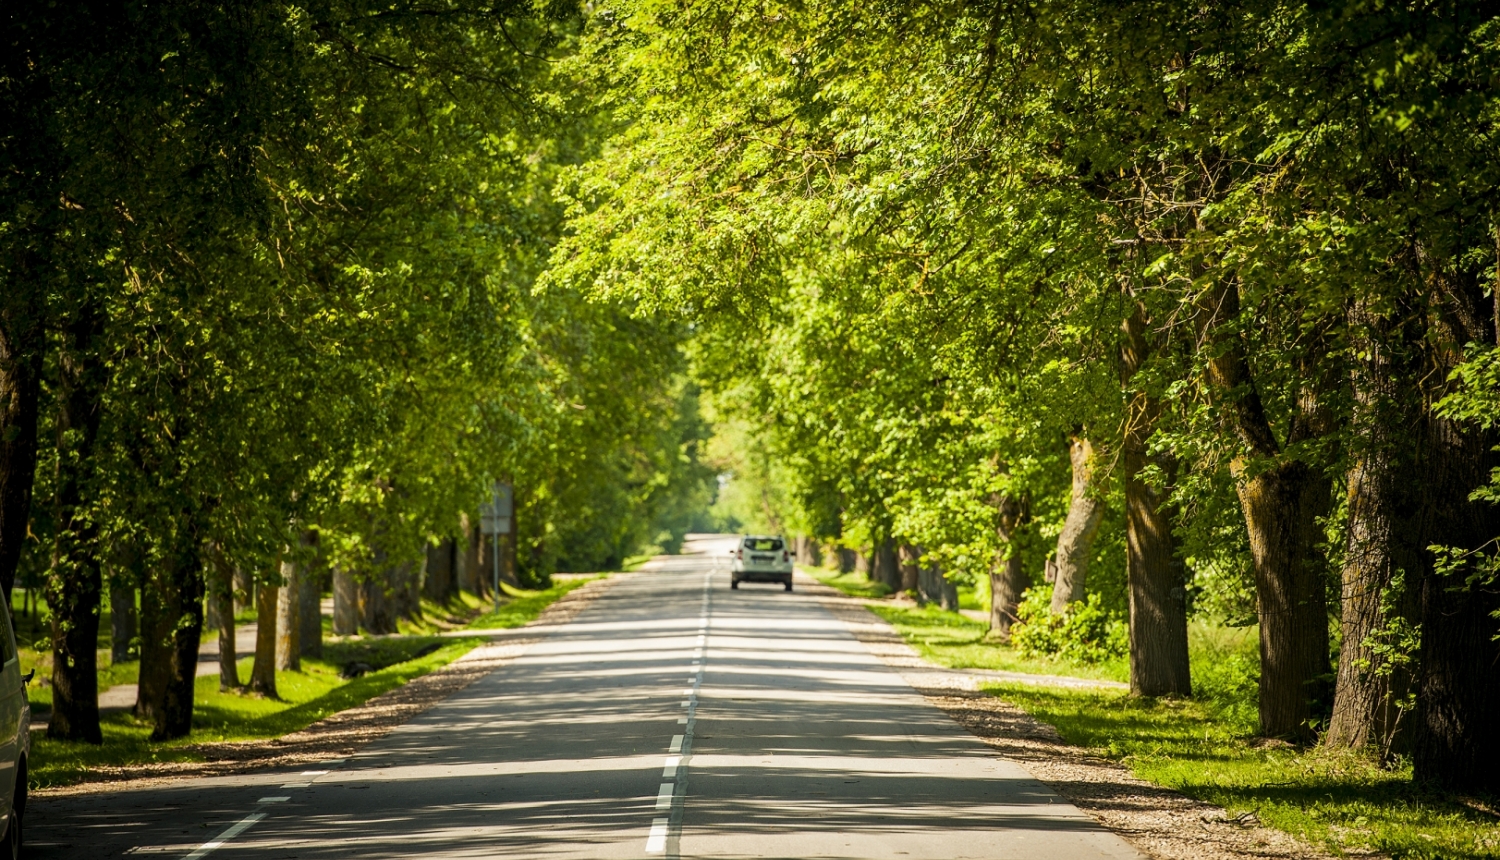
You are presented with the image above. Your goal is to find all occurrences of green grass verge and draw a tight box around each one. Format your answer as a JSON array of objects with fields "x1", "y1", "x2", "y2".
[
  {"x1": 802, "y1": 566, "x2": 893, "y2": 599},
  {"x1": 466, "y1": 575, "x2": 599, "y2": 629},
  {"x1": 869, "y1": 603, "x2": 1129, "y2": 682},
  {"x1": 985, "y1": 682, "x2": 1500, "y2": 860}
]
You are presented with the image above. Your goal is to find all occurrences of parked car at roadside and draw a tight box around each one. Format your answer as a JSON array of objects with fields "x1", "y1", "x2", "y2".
[
  {"x1": 0, "y1": 602, "x2": 31, "y2": 859},
  {"x1": 730, "y1": 535, "x2": 794, "y2": 591}
]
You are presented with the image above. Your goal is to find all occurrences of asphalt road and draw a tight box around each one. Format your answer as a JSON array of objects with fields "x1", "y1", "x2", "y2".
[{"x1": 29, "y1": 543, "x2": 1139, "y2": 859}]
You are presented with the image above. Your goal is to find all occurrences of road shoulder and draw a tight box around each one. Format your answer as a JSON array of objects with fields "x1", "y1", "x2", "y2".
[{"x1": 799, "y1": 573, "x2": 1337, "y2": 860}]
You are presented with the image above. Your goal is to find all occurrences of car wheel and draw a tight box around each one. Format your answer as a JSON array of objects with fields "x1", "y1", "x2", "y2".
[
  {"x1": 784, "y1": 580, "x2": 793, "y2": 592},
  {"x1": 731, "y1": 580, "x2": 739, "y2": 590},
  {"x1": 6, "y1": 806, "x2": 20, "y2": 860}
]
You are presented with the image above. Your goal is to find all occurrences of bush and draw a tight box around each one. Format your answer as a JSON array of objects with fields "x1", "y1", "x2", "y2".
[{"x1": 1011, "y1": 584, "x2": 1127, "y2": 664}]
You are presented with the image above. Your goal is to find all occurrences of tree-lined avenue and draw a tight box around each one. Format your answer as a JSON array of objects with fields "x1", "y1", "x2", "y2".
[{"x1": 27, "y1": 540, "x2": 1136, "y2": 859}]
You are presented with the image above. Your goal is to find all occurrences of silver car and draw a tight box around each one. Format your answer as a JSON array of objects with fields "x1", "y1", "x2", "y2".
[
  {"x1": 730, "y1": 535, "x2": 794, "y2": 591},
  {"x1": 0, "y1": 604, "x2": 29, "y2": 859}
]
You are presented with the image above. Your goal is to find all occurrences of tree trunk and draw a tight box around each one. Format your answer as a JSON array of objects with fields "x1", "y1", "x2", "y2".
[
  {"x1": 1326, "y1": 300, "x2": 1421, "y2": 751},
  {"x1": 0, "y1": 282, "x2": 42, "y2": 602},
  {"x1": 299, "y1": 553, "x2": 323, "y2": 660},
  {"x1": 917, "y1": 559, "x2": 957, "y2": 610},
  {"x1": 233, "y1": 563, "x2": 253, "y2": 616},
  {"x1": 872, "y1": 540, "x2": 900, "y2": 592},
  {"x1": 109, "y1": 573, "x2": 137, "y2": 665},
  {"x1": 837, "y1": 547, "x2": 855, "y2": 573},
  {"x1": 988, "y1": 492, "x2": 1028, "y2": 640},
  {"x1": 248, "y1": 572, "x2": 279, "y2": 698},
  {"x1": 898, "y1": 544, "x2": 921, "y2": 593},
  {"x1": 853, "y1": 549, "x2": 870, "y2": 577},
  {"x1": 332, "y1": 565, "x2": 358, "y2": 635},
  {"x1": 1407, "y1": 270, "x2": 1500, "y2": 791},
  {"x1": 1410, "y1": 415, "x2": 1500, "y2": 791},
  {"x1": 360, "y1": 552, "x2": 397, "y2": 635},
  {"x1": 136, "y1": 533, "x2": 205, "y2": 740},
  {"x1": 1200, "y1": 278, "x2": 1335, "y2": 738},
  {"x1": 46, "y1": 302, "x2": 107, "y2": 744},
  {"x1": 1050, "y1": 435, "x2": 1105, "y2": 613},
  {"x1": 1237, "y1": 461, "x2": 1333, "y2": 739},
  {"x1": 1121, "y1": 307, "x2": 1191, "y2": 698},
  {"x1": 459, "y1": 516, "x2": 481, "y2": 596},
  {"x1": 208, "y1": 547, "x2": 239, "y2": 690},
  {"x1": 275, "y1": 553, "x2": 299, "y2": 672},
  {"x1": 424, "y1": 538, "x2": 457, "y2": 604}
]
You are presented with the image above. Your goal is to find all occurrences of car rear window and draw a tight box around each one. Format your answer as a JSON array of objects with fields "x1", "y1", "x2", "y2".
[{"x1": 743, "y1": 538, "x2": 784, "y2": 551}]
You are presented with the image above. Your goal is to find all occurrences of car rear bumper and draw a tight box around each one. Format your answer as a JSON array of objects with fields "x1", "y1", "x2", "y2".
[{"x1": 732, "y1": 569, "x2": 793, "y2": 582}]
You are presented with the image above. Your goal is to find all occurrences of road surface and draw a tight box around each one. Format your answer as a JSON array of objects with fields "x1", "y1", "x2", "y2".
[{"x1": 29, "y1": 539, "x2": 1139, "y2": 859}]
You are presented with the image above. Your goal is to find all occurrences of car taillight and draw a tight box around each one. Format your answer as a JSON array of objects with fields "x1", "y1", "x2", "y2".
[
  {"x1": 736, "y1": 548, "x2": 743, "y2": 559},
  {"x1": 782, "y1": 551, "x2": 789, "y2": 563}
]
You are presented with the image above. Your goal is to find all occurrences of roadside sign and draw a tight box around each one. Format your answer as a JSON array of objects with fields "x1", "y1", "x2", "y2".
[{"x1": 480, "y1": 482, "x2": 513, "y2": 535}]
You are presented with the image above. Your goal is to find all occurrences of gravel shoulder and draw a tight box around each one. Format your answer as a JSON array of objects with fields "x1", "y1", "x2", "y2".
[{"x1": 802, "y1": 574, "x2": 1342, "y2": 860}]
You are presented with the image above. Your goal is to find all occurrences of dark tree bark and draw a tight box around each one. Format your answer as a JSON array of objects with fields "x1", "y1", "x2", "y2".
[
  {"x1": 1326, "y1": 299, "x2": 1422, "y2": 751},
  {"x1": 360, "y1": 548, "x2": 397, "y2": 635},
  {"x1": 424, "y1": 538, "x2": 457, "y2": 604},
  {"x1": 872, "y1": 540, "x2": 900, "y2": 592},
  {"x1": 916, "y1": 553, "x2": 958, "y2": 610},
  {"x1": 108, "y1": 570, "x2": 137, "y2": 666},
  {"x1": 46, "y1": 302, "x2": 107, "y2": 744},
  {"x1": 299, "y1": 551, "x2": 323, "y2": 660},
  {"x1": 1407, "y1": 265, "x2": 1500, "y2": 791},
  {"x1": 137, "y1": 533, "x2": 205, "y2": 740},
  {"x1": 1050, "y1": 434, "x2": 1106, "y2": 613},
  {"x1": 0, "y1": 290, "x2": 42, "y2": 604},
  {"x1": 988, "y1": 492, "x2": 1028, "y2": 640},
  {"x1": 332, "y1": 565, "x2": 358, "y2": 635},
  {"x1": 1121, "y1": 307, "x2": 1192, "y2": 698},
  {"x1": 460, "y1": 516, "x2": 482, "y2": 597},
  {"x1": 1200, "y1": 281, "x2": 1334, "y2": 739},
  {"x1": 248, "y1": 571, "x2": 279, "y2": 698},
  {"x1": 837, "y1": 547, "x2": 856, "y2": 574}
]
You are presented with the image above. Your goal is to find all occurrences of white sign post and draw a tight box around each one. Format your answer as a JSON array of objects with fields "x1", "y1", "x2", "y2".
[{"x1": 479, "y1": 482, "x2": 513, "y2": 613}]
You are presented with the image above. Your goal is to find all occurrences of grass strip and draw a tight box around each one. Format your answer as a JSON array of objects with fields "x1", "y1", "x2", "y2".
[
  {"x1": 984, "y1": 683, "x2": 1500, "y2": 859},
  {"x1": 805, "y1": 565, "x2": 1127, "y2": 682},
  {"x1": 466, "y1": 575, "x2": 599, "y2": 629}
]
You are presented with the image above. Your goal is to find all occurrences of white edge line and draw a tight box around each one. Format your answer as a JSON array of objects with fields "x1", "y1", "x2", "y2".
[{"x1": 181, "y1": 812, "x2": 266, "y2": 860}]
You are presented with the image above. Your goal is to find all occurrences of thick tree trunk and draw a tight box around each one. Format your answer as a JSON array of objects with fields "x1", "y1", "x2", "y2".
[
  {"x1": 988, "y1": 493, "x2": 1028, "y2": 640},
  {"x1": 109, "y1": 574, "x2": 137, "y2": 665},
  {"x1": 1200, "y1": 278, "x2": 1335, "y2": 737},
  {"x1": 46, "y1": 303, "x2": 107, "y2": 743},
  {"x1": 1121, "y1": 308, "x2": 1191, "y2": 698},
  {"x1": 853, "y1": 549, "x2": 870, "y2": 577},
  {"x1": 332, "y1": 565, "x2": 358, "y2": 635},
  {"x1": 299, "y1": 554, "x2": 323, "y2": 659},
  {"x1": 1407, "y1": 270, "x2": 1500, "y2": 791},
  {"x1": 360, "y1": 554, "x2": 397, "y2": 635},
  {"x1": 837, "y1": 547, "x2": 856, "y2": 574},
  {"x1": 872, "y1": 540, "x2": 900, "y2": 592},
  {"x1": 275, "y1": 554, "x2": 299, "y2": 672},
  {"x1": 248, "y1": 574, "x2": 279, "y2": 698},
  {"x1": 1051, "y1": 435, "x2": 1106, "y2": 613},
  {"x1": 1237, "y1": 461, "x2": 1332, "y2": 739},
  {"x1": 898, "y1": 544, "x2": 921, "y2": 593},
  {"x1": 1410, "y1": 416, "x2": 1500, "y2": 791},
  {"x1": 424, "y1": 538, "x2": 457, "y2": 604},
  {"x1": 208, "y1": 547, "x2": 239, "y2": 690},
  {"x1": 0, "y1": 285, "x2": 42, "y2": 602},
  {"x1": 136, "y1": 535, "x2": 205, "y2": 740},
  {"x1": 1326, "y1": 300, "x2": 1420, "y2": 751},
  {"x1": 917, "y1": 558, "x2": 958, "y2": 610}
]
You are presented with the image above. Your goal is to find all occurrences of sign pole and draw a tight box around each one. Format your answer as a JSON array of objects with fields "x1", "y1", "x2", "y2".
[{"x1": 492, "y1": 530, "x2": 501, "y2": 615}]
